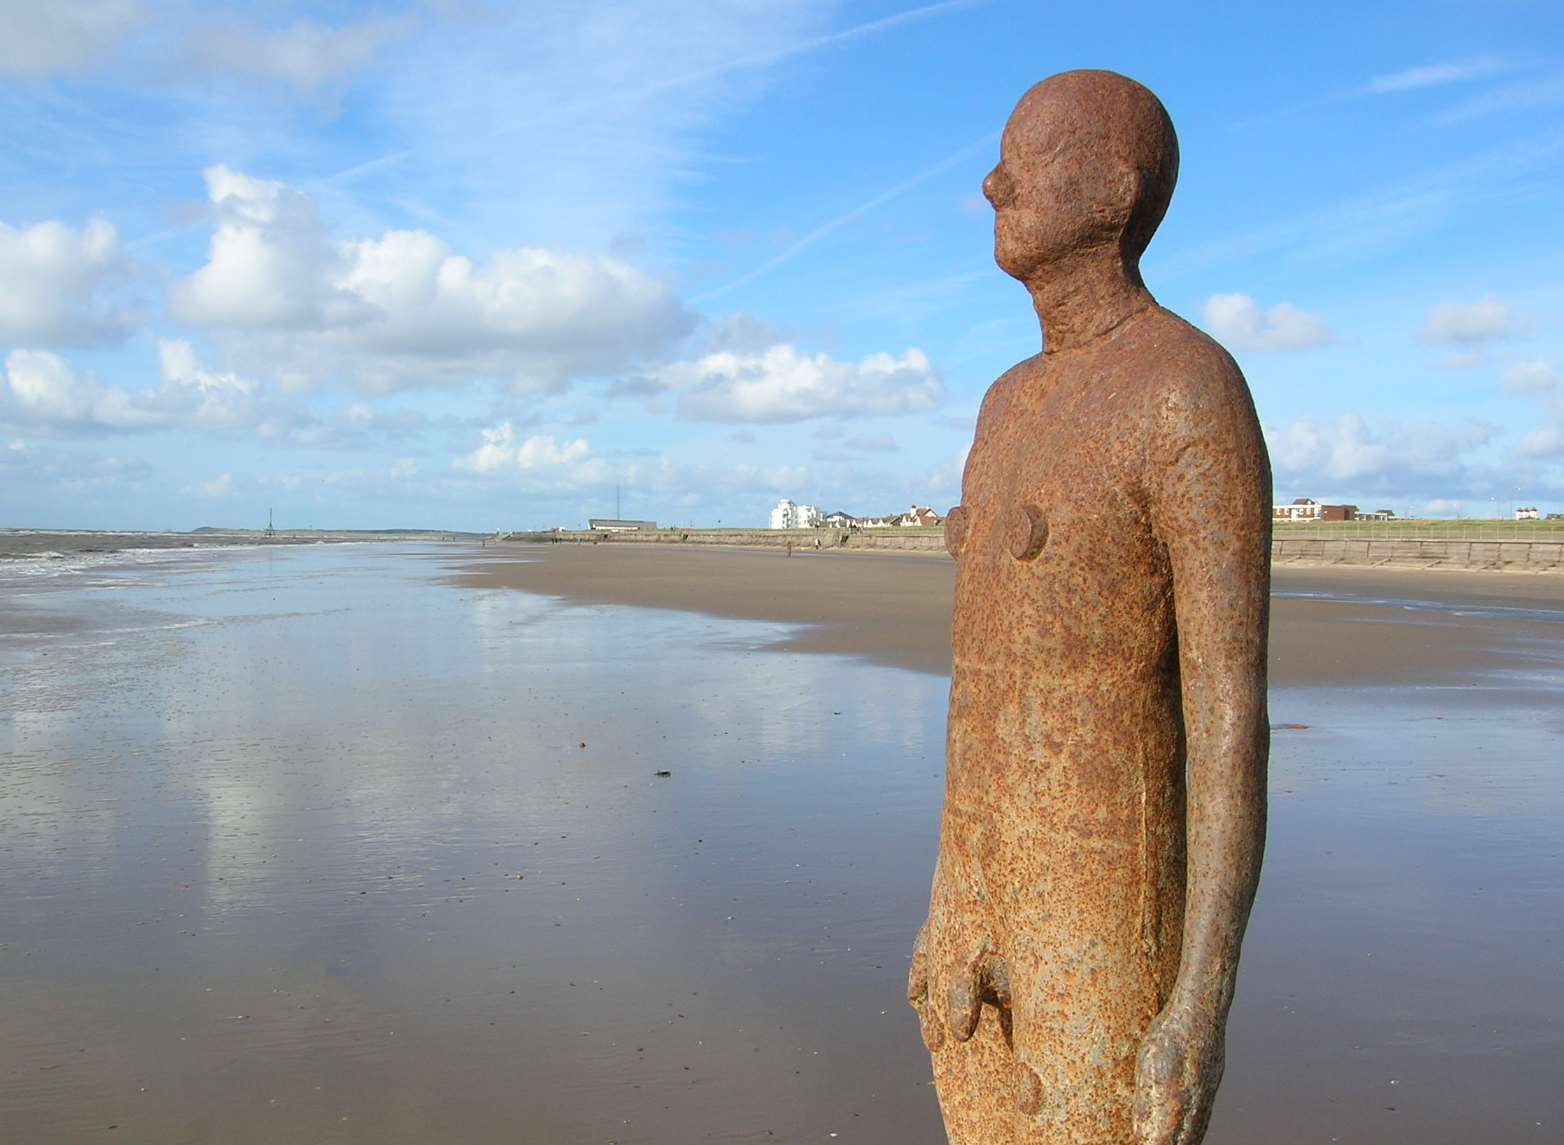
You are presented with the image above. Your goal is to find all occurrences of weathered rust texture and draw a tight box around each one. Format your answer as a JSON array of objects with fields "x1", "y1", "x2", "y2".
[{"x1": 909, "y1": 70, "x2": 1272, "y2": 1145}]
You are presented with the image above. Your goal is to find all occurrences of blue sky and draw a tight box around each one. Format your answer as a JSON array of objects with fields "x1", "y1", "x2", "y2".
[{"x1": 2, "y1": 0, "x2": 1561, "y2": 530}]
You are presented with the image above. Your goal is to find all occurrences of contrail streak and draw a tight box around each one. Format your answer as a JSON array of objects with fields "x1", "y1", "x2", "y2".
[
  {"x1": 328, "y1": 0, "x2": 990, "y2": 183},
  {"x1": 691, "y1": 132, "x2": 997, "y2": 304}
]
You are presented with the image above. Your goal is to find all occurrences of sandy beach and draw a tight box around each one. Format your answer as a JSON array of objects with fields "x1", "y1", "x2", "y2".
[
  {"x1": 3, "y1": 541, "x2": 1560, "y2": 1144},
  {"x1": 455, "y1": 541, "x2": 1564, "y2": 687}
]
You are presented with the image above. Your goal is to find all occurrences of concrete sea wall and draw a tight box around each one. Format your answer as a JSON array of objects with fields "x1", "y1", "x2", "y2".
[
  {"x1": 1271, "y1": 536, "x2": 1564, "y2": 572},
  {"x1": 503, "y1": 530, "x2": 1564, "y2": 571},
  {"x1": 506, "y1": 528, "x2": 948, "y2": 553}
]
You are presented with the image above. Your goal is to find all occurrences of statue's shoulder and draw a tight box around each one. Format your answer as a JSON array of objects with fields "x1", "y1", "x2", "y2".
[
  {"x1": 1134, "y1": 307, "x2": 1260, "y2": 442},
  {"x1": 975, "y1": 353, "x2": 1042, "y2": 427}
]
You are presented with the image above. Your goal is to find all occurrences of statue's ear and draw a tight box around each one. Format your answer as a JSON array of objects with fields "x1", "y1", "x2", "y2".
[{"x1": 1114, "y1": 164, "x2": 1142, "y2": 214}]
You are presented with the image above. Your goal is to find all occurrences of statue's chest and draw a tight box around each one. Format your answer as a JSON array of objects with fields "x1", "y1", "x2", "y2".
[{"x1": 950, "y1": 387, "x2": 1146, "y2": 573}]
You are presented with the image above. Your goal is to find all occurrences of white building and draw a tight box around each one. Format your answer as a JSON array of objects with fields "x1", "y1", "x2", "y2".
[
  {"x1": 1273, "y1": 497, "x2": 1320, "y2": 521},
  {"x1": 1515, "y1": 506, "x2": 1539, "y2": 520},
  {"x1": 769, "y1": 498, "x2": 823, "y2": 529}
]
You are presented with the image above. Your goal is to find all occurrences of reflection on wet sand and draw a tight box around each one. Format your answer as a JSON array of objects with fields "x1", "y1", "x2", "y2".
[{"x1": 1, "y1": 543, "x2": 1560, "y2": 1143}]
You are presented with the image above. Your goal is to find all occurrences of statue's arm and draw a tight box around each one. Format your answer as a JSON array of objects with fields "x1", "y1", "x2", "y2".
[{"x1": 1137, "y1": 355, "x2": 1272, "y2": 1144}]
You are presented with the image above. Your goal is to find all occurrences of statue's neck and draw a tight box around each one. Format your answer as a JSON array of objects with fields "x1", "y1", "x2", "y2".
[{"x1": 1027, "y1": 252, "x2": 1155, "y2": 354}]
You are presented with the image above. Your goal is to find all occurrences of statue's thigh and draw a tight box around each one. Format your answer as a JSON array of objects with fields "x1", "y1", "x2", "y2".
[{"x1": 932, "y1": 1003, "x2": 1026, "y2": 1143}]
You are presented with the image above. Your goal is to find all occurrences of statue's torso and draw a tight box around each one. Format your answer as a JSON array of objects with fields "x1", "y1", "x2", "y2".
[{"x1": 940, "y1": 318, "x2": 1190, "y2": 1000}]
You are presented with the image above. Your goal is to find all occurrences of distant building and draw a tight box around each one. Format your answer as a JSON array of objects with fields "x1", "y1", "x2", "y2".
[
  {"x1": 588, "y1": 518, "x2": 656, "y2": 532},
  {"x1": 1515, "y1": 506, "x2": 1539, "y2": 520},
  {"x1": 858, "y1": 513, "x2": 901, "y2": 528},
  {"x1": 769, "y1": 499, "x2": 823, "y2": 529},
  {"x1": 901, "y1": 505, "x2": 943, "y2": 527},
  {"x1": 1319, "y1": 504, "x2": 1358, "y2": 522},
  {"x1": 1358, "y1": 508, "x2": 1397, "y2": 521},
  {"x1": 822, "y1": 511, "x2": 857, "y2": 528},
  {"x1": 1272, "y1": 497, "x2": 1320, "y2": 521}
]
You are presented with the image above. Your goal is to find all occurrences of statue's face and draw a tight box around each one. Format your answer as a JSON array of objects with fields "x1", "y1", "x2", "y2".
[{"x1": 984, "y1": 91, "x2": 1130, "y2": 284}]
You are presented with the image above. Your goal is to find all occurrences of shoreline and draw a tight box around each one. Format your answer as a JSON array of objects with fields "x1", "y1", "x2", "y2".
[{"x1": 450, "y1": 542, "x2": 1564, "y2": 687}]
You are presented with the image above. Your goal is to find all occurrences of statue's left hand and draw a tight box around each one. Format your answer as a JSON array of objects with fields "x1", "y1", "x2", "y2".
[{"x1": 1131, "y1": 1000, "x2": 1225, "y2": 1145}]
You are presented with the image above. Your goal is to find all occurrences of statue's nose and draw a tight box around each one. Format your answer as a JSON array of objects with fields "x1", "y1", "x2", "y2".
[{"x1": 983, "y1": 165, "x2": 1013, "y2": 208}]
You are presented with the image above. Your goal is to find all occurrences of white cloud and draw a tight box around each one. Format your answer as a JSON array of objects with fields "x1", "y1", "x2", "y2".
[
  {"x1": 0, "y1": 217, "x2": 132, "y2": 345},
  {"x1": 1, "y1": 343, "x2": 262, "y2": 432},
  {"x1": 1421, "y1": 295, "x2": 1516, "y2": 344},
  {"x1": 1267, "y1": 413, "x2": 1499, "y2": 485},
  {"x1": 1360, "y1": 56, "x2": 1507, "y2": 95},
  {"x1": 181, "y1": 15, "x2": 407, "y2": 100},
  {"x1": 455, "y1": 423, "x2": 608, "y2": 488},
  {"x1": 155, "y1": 340, "x2": 260, "y2": 428},
  {"x1": 390, "y1": 458, "x2": 418, "y2": 480},
  {"x1": 842, "y1": 432, "x2": 899, "y2": 452},
  {"x1": 0, "y1": 1, "x2": 142, "y2": 79},
  {"x1": 199, "y1": 473, "x2": 233, "y2": 498},
  {"x1": 1202, "y1": 294, "x2": 1336, "y2": 353},
  {"x1": 1518, "y1": 427, "x2": 1563, "y2": 458},
  {"x1": 1502, "y1": 359, "x2": 1559, "y2": 395},
  {"x1": 1433, "y1": 74, "x2": 1564, "y2": 127},
  {"x1": 653, "y1": 345, "x2": 944, "y2": 423},
  {"x1": 926, "y1": 444, "x2": 970, "y2": 503},
  {"x1": 169, "y1": 167, "x2": 356, "y2": 330},
  {"x1": 172, "y1": 167, "x2": 694, "y2": 393}
]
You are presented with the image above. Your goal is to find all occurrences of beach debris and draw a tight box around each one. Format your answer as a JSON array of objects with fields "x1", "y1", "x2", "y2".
[{"x1": 654, "y1": 770, "x2": 672, "y2": 778}]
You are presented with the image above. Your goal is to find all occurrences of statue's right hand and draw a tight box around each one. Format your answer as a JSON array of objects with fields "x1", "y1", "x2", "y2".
[
  {"x1": 907, "y1": 919, "x2": 944, "y2": 1051},
  {"x1": 910, "y1": 917, "x2": 1008, "y2": 1054}
]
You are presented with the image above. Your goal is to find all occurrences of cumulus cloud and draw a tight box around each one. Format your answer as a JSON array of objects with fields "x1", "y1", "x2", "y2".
[
  {"x1": 199, "y1": 473, "x2": 234, "y2": 499},
  {"x1": 650, "y1": 345, "x2": 944, "y2": 423},
  {"x1": 172, "y1": 166, "x2": 694, "y2": 392},
  {"x1": 1202, "y1": 294, "x2": 1336, "y2": 353},
  {"x1": 1, "y1": 343, "x2": 262, "y2": 432},
  {"x1": 0, "y1": 0, "x2": 142, "y2": 79},
  {"x1": 1502, "y1": 359, "x2": 1559, "y2": 395},
  {"x1": 169, "y1": 167, "x2": 351, "y2": 330},
  {"x1": 1266, "y1": 413, "x2": 1501, "y2": 494},
  {"x1": 0, "y1": 217, "x2": 133, "y2": 345},
  {"x1": 1420, "y1": 295, "x2": 1516, "y2": 344},
  {"x1": 455, "y1": 423, "x2": 609, "y2": 488}
]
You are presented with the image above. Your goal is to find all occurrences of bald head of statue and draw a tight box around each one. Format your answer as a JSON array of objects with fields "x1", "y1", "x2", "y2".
[{"x1": 982, "y1": 69, "x2": 1179, "y2": 286}]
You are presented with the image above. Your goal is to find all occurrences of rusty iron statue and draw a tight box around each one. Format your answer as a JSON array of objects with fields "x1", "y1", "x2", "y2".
[{"x1": 909, "y1": 71, "x2": 1271, "y2": 1144}]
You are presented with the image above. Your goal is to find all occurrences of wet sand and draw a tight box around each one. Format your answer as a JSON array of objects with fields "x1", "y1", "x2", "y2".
[
  {"x1": 456, "y1": 542, "x2": 1564, "y2": 687},
  {"x1": 3, "y1": 542, "x2": 1561, "y2": 1144}
]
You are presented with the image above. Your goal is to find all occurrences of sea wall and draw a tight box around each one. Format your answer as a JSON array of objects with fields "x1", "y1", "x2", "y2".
[
  {"x1": 505, "y1": 528, "x2": 948, "y2": 553},
  {"x1": 502, "y1": 530, "x2": 1564, "y2": 571},
  {"x1": 1271, "y1": 536, "x2": 1564, "y2": 571}
]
